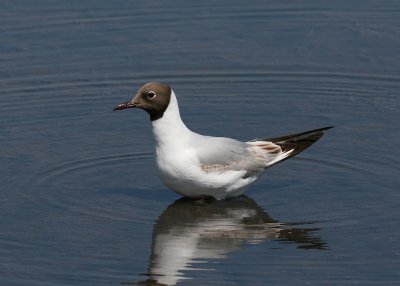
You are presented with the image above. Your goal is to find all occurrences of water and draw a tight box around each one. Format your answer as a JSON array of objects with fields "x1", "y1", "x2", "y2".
[{"x1": 1, "y1": 1, "x2": 399, "y2": 285}]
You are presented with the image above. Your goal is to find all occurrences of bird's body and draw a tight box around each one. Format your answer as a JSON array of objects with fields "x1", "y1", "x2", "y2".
[{"x1": 114, "y1": 82, "x2": 332, "y2": 200}]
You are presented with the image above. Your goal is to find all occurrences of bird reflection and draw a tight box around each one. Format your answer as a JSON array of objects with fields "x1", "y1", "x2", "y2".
[{"x1": 136, "y1": 196, "x2": 326, "y2": 286}]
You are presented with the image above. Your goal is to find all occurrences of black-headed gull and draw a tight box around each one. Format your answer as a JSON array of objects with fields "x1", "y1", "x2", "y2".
[{"x1": 114, "y1": 82, "x2": 332, "y2": 200}]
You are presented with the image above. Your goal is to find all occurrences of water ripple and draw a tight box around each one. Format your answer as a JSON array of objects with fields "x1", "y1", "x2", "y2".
[
  {"x1": 23, "y1": 151, "x2": 156, "y2": 223},
  {"x1": 34, "y1": 152, "x2": 153, "y2": 186}
]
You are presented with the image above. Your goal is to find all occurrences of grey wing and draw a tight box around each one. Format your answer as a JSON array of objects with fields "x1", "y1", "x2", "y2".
[{"x1": 193, "y1": 135, "x2": 265, "y2": 173}]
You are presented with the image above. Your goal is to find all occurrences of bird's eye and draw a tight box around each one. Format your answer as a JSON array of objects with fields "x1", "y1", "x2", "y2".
[{"x1": 147, "y1": 91, "x2": 156, "y2": 99}]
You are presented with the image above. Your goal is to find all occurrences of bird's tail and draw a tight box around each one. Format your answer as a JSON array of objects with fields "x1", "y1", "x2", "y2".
[{"x1": 264, "y1": 126, "x2": 333, "y2": 167}]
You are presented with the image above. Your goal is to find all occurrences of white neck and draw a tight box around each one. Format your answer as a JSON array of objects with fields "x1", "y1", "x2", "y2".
[{"x1": 151, "y1": 90, "x2": 192, "y2": 147}]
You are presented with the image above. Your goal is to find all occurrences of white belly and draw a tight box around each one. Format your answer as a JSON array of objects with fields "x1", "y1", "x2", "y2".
[{"x1": 155, "y1": 146, "x2": 259, "y2": 199}]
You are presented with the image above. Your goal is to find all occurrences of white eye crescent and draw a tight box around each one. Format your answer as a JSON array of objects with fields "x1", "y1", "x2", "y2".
[{"x1": 147, "y1": 91, "x2": 156, "y2": 99}]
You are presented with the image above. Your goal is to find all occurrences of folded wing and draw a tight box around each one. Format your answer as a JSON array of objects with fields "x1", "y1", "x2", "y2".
[{"x1": 254, "y1": 126, "x2": 334, "y2": 167}]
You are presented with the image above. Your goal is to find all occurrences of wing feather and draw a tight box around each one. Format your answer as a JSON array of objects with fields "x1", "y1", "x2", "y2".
[{"x1": 193, "y1": 135, "x2": 264, "y2": 174}]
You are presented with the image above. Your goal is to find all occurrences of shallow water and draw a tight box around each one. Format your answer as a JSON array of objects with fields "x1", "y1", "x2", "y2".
[{"x1": 1, "y1": 1, "x2": 400, "y2": 285}]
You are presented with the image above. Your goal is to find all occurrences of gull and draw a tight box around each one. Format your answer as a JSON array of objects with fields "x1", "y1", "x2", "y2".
[{"x1": 114, "y1": 82, "x2": 332, "y2": 200}]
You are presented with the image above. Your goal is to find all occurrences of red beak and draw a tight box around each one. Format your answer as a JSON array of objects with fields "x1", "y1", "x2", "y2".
[{"x1": 113, "y1": 100, "x2": 136, "y2": 111}]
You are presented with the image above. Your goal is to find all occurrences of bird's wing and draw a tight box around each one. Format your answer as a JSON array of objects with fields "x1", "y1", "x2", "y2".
[
  {"x1": 193, "y1": 126, "x2": 333, "y2": 173},
  {"x1": 193, "y1": 135, "x2": 265, "y2": 174},
  {"x1": 251, "y1": 126, "x2": 334, "y2": 167}
]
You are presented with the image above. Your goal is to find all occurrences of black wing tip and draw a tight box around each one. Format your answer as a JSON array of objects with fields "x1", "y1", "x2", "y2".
[
  {"x1": 265, "y1": 126, "x2": 333, "y2": 167},
  {"x1": 319, "y1": 126, "x2": 334, "y2": 131},
  {"x1": 299, "y1": 126, "x2": 334, "y2": 134},
  {"x1": 264, "y1": 126, "x2": 334, "y2": 143}
]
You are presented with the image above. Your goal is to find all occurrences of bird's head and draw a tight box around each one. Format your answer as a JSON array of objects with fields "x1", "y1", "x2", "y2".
[{"x1": 113, "y1": 82, "x2": 171, "y2": 121}]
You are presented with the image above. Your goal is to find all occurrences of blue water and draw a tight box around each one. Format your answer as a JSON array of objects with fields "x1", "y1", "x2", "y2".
[{"x1": 1, "y1": 1, "x2": 399, "y2": 285}]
